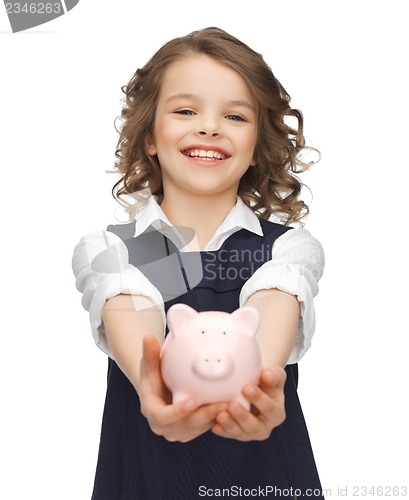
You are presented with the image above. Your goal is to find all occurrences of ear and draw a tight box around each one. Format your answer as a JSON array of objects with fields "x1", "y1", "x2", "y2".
[
  {"x1": 167, "y1": 304, "x2": 198, "y2": 335},
  {"x1": 230, "y1": 306, "x2": 259, "y2": 336},
  {"x1": 144, "y1": 134, "x2": 157, "y2": 156},
  {"x1": 250, "y1": 151, "x2": 257, "y2": 167}
]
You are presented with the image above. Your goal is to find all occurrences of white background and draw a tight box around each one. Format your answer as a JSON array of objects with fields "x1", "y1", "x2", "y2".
[{"x1": 1, "y1": 1, "x2": 408, "y2": 498}]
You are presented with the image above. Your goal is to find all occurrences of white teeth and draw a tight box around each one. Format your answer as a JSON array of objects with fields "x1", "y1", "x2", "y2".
[{"x1": 183, "y1": 149, "x2": 227, "y2": 160}]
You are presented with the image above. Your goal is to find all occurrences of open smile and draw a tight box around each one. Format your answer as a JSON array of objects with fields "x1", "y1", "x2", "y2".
[{"x1": 181, "y1": 147, "x2": 231, "y2": 161}]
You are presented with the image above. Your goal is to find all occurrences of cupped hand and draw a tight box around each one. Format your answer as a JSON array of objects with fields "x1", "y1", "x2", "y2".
[
  {"x1": 139, "y1": 335, "x2": 228, "y2": 443},
  {"x1": 211, "y1": 367, "x2": 287, "y2": 441}
]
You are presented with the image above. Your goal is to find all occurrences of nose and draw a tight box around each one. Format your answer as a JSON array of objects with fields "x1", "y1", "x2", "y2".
[
  {"x1": 193, "y1": 347, "x2": 234, "y2": 380},
  {"x1": 197, "y1": 114, "x2": 221, "y2": 137}
]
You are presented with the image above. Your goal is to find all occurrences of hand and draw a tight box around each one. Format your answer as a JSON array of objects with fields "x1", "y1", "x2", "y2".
[
  {"x1": 139, "y1": 335, "x2": 228, "y2": 443},
  {"x1": 211, "y1": 367, "x2": 286, "y2": 441}
]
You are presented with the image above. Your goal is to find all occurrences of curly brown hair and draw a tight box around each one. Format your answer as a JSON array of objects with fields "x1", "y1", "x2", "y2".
[{"x1": 112, "y1": 27, "x2": 318, "y2": 225}]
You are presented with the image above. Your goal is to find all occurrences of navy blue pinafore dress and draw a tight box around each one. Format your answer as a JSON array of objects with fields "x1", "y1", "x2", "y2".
[{"x1": 91, "y1": 220, "x2": 324, "y2": 499}]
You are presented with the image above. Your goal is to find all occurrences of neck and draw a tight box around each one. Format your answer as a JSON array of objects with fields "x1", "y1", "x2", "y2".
[{"x1": 160, "y1": 191, "x2": 237, "y2": 250}]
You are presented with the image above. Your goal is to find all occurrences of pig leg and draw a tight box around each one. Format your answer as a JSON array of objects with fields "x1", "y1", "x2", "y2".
[
  {"x1": 234, "y1": 395, "x2": 251, "y2": 411},
  {"x1": 172, "y1": 391, "x2": 194, "y2": 405}
]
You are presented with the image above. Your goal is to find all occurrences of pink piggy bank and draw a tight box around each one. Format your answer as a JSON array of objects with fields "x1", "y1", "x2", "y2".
[{"x1": 160, "y1": 304, "x2": 262, "y2": 410}]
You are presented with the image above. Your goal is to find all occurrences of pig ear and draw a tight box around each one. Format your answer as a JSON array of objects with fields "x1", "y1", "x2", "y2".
[
  {"x1": 230, "y1": 307, "x2": 259, "y2": 336},
  {"x1": 167, "y1": 304, "x2": 198, "y2": 335}
]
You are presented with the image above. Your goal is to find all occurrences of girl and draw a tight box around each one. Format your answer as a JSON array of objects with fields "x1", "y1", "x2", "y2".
[{"x1": 72, "y1": 27, "x2": 325, "y2": 499}]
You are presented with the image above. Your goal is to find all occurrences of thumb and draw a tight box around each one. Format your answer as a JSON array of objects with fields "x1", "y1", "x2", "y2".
[
  {"x1": 259, "y1": 367, "x2": 286, "y2": 392},
  {"x1": 142, "y1": 334, "x2": 162, "y2": 366},
  {"x1": 140, "y1": 335, "x2": 164, "y2": 394}
]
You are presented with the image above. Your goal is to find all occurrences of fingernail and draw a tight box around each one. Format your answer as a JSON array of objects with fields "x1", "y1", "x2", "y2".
[{"x1": 244, "y1": 386, "x2": 255, "y2": 396}]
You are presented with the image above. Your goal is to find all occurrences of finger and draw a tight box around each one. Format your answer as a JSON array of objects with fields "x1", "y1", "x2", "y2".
[
  {"x1": 242, "y1": 383, "x2": 278, "y2": 418},
  {"x1": 259, "y1": 367, "x2": 286, "y2": 395},
  {"x1": 140, "y1": 335, "x2": 165, "y2": 395},
  {"x1": 140, "y1": 335, "x2": 162, "y2": 383},
  {"x1": 213, "y1": 409, "x2": 249, "y2": 440},
  {"x1": 212, "y1": 369, "x2": 287, "y2": 440},
  {"x1": 242, "y1": 383, "x2": 286, "y2": 429},
  {"x1": 141, "y1": 335, "x2": 162, "y2": 369},
  {"x1": 198, "y1": 401, "x2": 229, "y2": 420},
  {"x1": 225, "y1": 401, "x2": 262, "y2": 436},
  {"x1": 158, "y1": 399, "x2": 228, "y2": 427},
  {"x1": 140, "y1": 335, "x2": 176, "y2": 422},
  {"x1": 149, "y1": 400, "x2": 229, "y2": 442}
]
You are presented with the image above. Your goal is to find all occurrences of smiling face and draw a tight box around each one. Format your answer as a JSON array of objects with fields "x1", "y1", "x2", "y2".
[{"x1": 146, "y1": 54, "x2": 258, "y2": 202}]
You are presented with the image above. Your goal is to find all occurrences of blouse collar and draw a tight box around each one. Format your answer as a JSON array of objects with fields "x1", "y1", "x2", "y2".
[{"x1": 134, "y1": 195, "x2": 263, "y2": 251}]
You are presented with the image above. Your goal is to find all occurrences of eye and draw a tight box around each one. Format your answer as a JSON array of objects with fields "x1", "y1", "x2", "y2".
[
  {"x1": 201, "y1": 330, "x2": 205, "y2": 335},
  {"x1": 174, "y1": 109, "x2": 195, "y2": 116},
  {"x1": 222, "y1": 331, "x2": 227, "y2": 335},
  {"x1": 226, "y1": 114, "x2": 246, "y2": 122}
]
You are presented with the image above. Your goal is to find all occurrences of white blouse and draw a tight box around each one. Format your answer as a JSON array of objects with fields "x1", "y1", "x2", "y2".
[{"x1": 72, "y1": 196, "x2": 325, "y2": 364}]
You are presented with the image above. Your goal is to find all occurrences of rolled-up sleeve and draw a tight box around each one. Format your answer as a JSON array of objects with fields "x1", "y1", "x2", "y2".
[
  {"x1": 72, "y1": 230, "x2": 165, "y2": 356},
  {"x1": 239, "y1": 228, "x2": 325, "y2": 363}
]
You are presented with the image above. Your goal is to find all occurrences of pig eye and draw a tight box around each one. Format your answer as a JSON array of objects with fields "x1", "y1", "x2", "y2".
[
  {"x1": 222, "y1": 331, "x2": 226, "y2": 335},
  {"x1": 201, "y1": 330, "x2": 205, "y2": 334}
]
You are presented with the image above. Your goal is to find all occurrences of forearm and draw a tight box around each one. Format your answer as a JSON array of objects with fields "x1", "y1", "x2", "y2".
[
  {"x1": 102, "y1": 294, "x2": 164, "y2": 394},
  {"x1": 244, "y1": 288, "x2": 299, "y2": 368}
]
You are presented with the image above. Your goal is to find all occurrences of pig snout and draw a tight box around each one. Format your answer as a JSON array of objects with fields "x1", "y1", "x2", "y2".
[{"x1": 192, "y1": 346, "x2": 234, "y2": 380}]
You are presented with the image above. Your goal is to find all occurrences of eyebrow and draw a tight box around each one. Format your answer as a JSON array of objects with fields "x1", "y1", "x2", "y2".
[
  {"x1": 166, "y1": 94, "x2": 256, "y2": 113},
  {"x1": 165, "y1": 93, "x2": 195, "y2": 103},
  {"x1": 227, "y1": 100, "x2": 256, "y2": 113}
]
